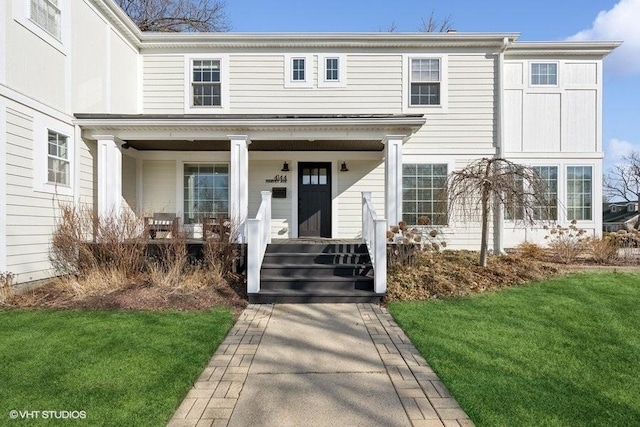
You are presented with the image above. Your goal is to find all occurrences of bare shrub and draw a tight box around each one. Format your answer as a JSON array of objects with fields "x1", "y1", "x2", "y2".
[
  {"x1": 544, "y1": 221, "x2": 587, "y2": 264},
  {"x1": 607, "y1": 229, "x2": 640, "y2": 262},
  {"x1": 203, "y1": 219, "x2": 240, "y2": 276},
  {"x1": 0, "y1": 271, "x2": 15, "y2": 304},
  {"x1": 50, "y1": 205, "x2": 146, "y2": 278},
  {"x1": 147, "y1": 232, "x2": 191, "y2": 290},
  {"x1": 388, "y1": 219, "x2": 447, "y2": 267},
  {"x1": 516, "y1": 241, "x2": 546, "y2": 260},
  {"x1": 584, "y1": 237, "x2": 619, "y2": 265},
  {"x1": 50, "y1": 204, "x2": 96, "y2": 275}
]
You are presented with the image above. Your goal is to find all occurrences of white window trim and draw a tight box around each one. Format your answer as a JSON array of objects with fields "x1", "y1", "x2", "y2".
[
  {"x1": 529, "y1": 61, "x2": 559, "y2": 88},
  {"x1": 283, "y1": 54, "x2": 314, "y2": 88},
  {"x1": 318, "y1": 54, "x2": 347, "y2": 88},
  {"x1": 184, "y1": 54, "x2": 230, "y2": 113},
  {"x1": 565, "y1": 164, "x2": 594, "y2": 223},
  {"x1": 12, "y1": 0, "x2": 68, "y2": 54},
  {"x1": 33, "y1": 114, "x2": 74, "y2": 197},
  {"x1": 403, "y1": 55, "x2": 448, "y2": 113}
]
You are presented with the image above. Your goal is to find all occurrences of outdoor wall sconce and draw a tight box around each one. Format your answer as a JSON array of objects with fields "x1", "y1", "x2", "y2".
[
  {"x1": 340, "y1": 162, "x2": 349, "y2": 172},
  {"x1": 281, "y1": 162, "x2": 290, "y2": 172}
]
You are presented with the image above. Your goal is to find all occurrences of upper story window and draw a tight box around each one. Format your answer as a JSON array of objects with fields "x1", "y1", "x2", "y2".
[
  {"x1": 325, "y1": 58, "x2": 339, "y2": 81},
  {"x1": 192, "y1": 59, "x2": 221, "y2": 107},
  {"x1": 410, "y1": 58, "x2": 441, "y2": 106},
  {"x1": 292, "y1": 58, "x2": 306, "y2": 81},
  {"x1": 30, "y1": 0, "x2": 61, "y2": 39},
  {"x1": 531, "y1": 63, "x2": 558, "y2": 86},
  {"x1": 47, "y1": 130, "x2": 69, "y2": 186}
]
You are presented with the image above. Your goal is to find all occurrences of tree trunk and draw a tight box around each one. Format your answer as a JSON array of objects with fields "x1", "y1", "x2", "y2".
[{"x1": 479, "y1": 183, "x2": 490, "y2": 267}]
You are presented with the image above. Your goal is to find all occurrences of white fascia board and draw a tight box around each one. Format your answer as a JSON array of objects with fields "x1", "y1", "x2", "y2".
[{"x1": 507, "y1": 41, "x2": 622, "y2": 58}]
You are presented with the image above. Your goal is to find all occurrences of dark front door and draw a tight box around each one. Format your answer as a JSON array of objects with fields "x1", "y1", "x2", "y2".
[{"x1": 298, "y1": 162, "x2": 332, "y2": 237}]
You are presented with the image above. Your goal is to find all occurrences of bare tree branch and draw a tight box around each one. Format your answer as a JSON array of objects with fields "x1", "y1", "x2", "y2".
[
  {"x1": 419, "y1": 10, "x2": 454, "y2": 32},
  {"x1": 604, "y1": 151, "x2": 640, "y2": 209},
  {"x1": 447, "y1": 158, "x2": 554, "y2": 267},
  {"x1": 116, "y1": 0, "x2": 230, "y2": 32}
]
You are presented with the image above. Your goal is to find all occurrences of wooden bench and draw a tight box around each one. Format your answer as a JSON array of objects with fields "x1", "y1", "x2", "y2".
[
  {"x1": 145, "y1": 213, "x2": 179, "y2": 239},
  {"x1": 202, "y1": 217, "x2": 231, "y2": 241}
]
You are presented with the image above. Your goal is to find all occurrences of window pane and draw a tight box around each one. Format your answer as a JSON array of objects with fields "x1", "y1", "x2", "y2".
[
  {"x1": 183, "y1": 163, "x2": 229, "y2": 224},
  {"x1": 402, "y1": 163, "x2": 448, "y2": 225},
  {"x1": 566, "y1": 166, "x2": 592, "y2": 221},
  {"x1": 292, "y1": 58, "x2": 305, "y2": 81},
  {"x1": 326, "y1": 58, "x2": 339, "y2": 81},
  {"x1": 311, "y1": 168, "x2": 319, "y2": 185},
  {"x1": 531, "y1": 63, "x2": 558, "y2": 86},
  {"x1": 411, "y1": 83, "x2": 440, "y2": 106},
  {"x1": 319, "y1": 168, "x2": 327, "y2": 185}
]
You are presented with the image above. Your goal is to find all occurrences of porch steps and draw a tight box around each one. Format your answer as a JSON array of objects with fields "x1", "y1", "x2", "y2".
[{"x1": 250, "y1": 242, "x2": 383, "y2": 303}]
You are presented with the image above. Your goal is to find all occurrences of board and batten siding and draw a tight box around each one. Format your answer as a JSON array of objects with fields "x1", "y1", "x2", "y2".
[
  {"x1": 503, "y1": 60, "x2": 600, "y2": 154},
  {"x1": 404, "y1": 53, "x2": 497, "y2": 155}
]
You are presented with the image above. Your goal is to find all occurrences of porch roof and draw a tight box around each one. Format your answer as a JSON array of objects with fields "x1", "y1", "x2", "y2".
[{"x1": 74, "y1": 113, "x2": 426, "y2": 145}]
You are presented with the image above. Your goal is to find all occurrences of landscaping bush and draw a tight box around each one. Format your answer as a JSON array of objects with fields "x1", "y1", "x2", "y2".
[
  {"x1": 515, "y1": 241, "x2": 546, "y2": 260},
  {"x1": 544, "y1": 221, "x2": 587, "y2": 264},
  {"x1": 584, "y1": 236, "x2": 620, "y2": 264},
  {"x1": 387, "y1": 218, "x2": 446, "y2": 267}
]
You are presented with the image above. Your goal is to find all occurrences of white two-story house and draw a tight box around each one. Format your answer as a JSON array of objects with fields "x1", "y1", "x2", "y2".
[{"x1": 0, "y1": 0, "x2": 619, "y2": 290}]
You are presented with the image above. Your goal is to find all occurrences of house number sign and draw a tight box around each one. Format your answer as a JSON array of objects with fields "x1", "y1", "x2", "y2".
[{"x1": 265, "y1": 175, "x2": 288, "y2": 183}]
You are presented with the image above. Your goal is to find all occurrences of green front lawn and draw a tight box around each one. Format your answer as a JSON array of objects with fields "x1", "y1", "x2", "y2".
[
  {"x1": 0, "y1": 309, "x2": 233, "y2": 426},
  {"x1": 389, "y1": 273, "x2": 640, "y2": 427}
]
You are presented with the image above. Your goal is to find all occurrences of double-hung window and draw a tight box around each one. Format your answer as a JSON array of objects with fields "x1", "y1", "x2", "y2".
[
  {"x1": 531, "y1": 63, "x2": 558, "y2": 86},
  {"x1": 30, "y1": 0, "x2": 61, "y2": 39},
  {"x1": 292, "y1": 58, "x2": 306, "y2": 81},
  {"x1": 410, "y1": 58, "x2": 441, "y2": 106},
  {"x1": 325, "y1": 58, "x2": 339, "y2": 81},
  {"x1": 402, "y1": 164, "x2": 448, "y2": 225},
  {"x1": 47, "y1": 130, "x2": 69, "y2": 186},
  {"x1": 192, "y1": 59, "x2": 221, "y2": 107},
  {"x1": 566, "y1": 166, "x2": 592, "y2": 221}
]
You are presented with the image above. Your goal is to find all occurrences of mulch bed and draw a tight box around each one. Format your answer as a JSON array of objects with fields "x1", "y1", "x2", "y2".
[{"x1": 5, "y1": 275, "x2": 247, "y2": 315}]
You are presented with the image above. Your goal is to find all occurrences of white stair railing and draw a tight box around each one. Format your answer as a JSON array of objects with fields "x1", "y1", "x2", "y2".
[
  {"x1": 362, "y1": 192, "x2": 387, "y2": 294},
  {"x1": 246, "y1": 191, "x2": 272, "y2": 294}
]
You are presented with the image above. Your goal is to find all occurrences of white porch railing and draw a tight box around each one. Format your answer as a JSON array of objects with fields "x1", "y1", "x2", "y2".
[
  {"x1": 246, "y1": 191, "x2": 272, "y2": 294},
  {"x1": 362, "y1": 192, "x2": 387, "y2": 294}
]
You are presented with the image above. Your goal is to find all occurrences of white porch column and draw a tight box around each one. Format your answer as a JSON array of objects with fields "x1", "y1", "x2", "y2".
[
  {"x1": 383, "y1": 135, "x2": 405, "y2": 227},
  {"x1": 229, "y1": 135, "x2": 250, "y2": 243},
  {"x1": 96, "y1": 135, "x2": 123, "y2": 219}
]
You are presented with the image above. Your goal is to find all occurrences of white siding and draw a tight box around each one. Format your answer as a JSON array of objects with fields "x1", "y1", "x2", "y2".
[
  {"x1": 5, "y1": 21, "x2": 66, "y2": 111},
  {"x1": 122, "y1": 154, "x2": 137, "y2": 213},
  {"x1": 248, "y1": 161, "x2": 292, "y2": 237},
  {"x1": 4, "y1": 107, "x2": 73, "y2": 283},
  {"x1": 141, "y1": 160, "x2": 177, "y2": 214},
  {"x1": 109, "y1": 29, "x2": 139, "y2": 113},
  {"x1": 404, "y1": 53, "x2": 496, "y2": 155},
  {"x1": 524, "y1": 93, "x2": 561, "y2": 152},
  {"x1": 564, "y1": 90, "x2": 597, "y2": 152},
  {"x1": 143, "y1": 55, "x2": 185, "y2": 113},
  {"x1": 336, "y1": 161, "x2": 385, "y2": 238}
]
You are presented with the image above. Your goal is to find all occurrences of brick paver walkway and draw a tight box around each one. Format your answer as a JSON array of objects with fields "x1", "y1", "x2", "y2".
[{"x1": 168, "y1": 304, "x2": 473, "y2": 427}]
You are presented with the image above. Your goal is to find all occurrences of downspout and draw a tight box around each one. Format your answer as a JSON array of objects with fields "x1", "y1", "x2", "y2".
[{"x1": 493, "y1": 37, "x2": 510, "y2": 255}]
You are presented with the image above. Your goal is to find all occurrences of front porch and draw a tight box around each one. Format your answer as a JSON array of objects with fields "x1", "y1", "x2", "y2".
[{"x1": 75, "y1": 114, "x2": 426, "y2": 300}]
